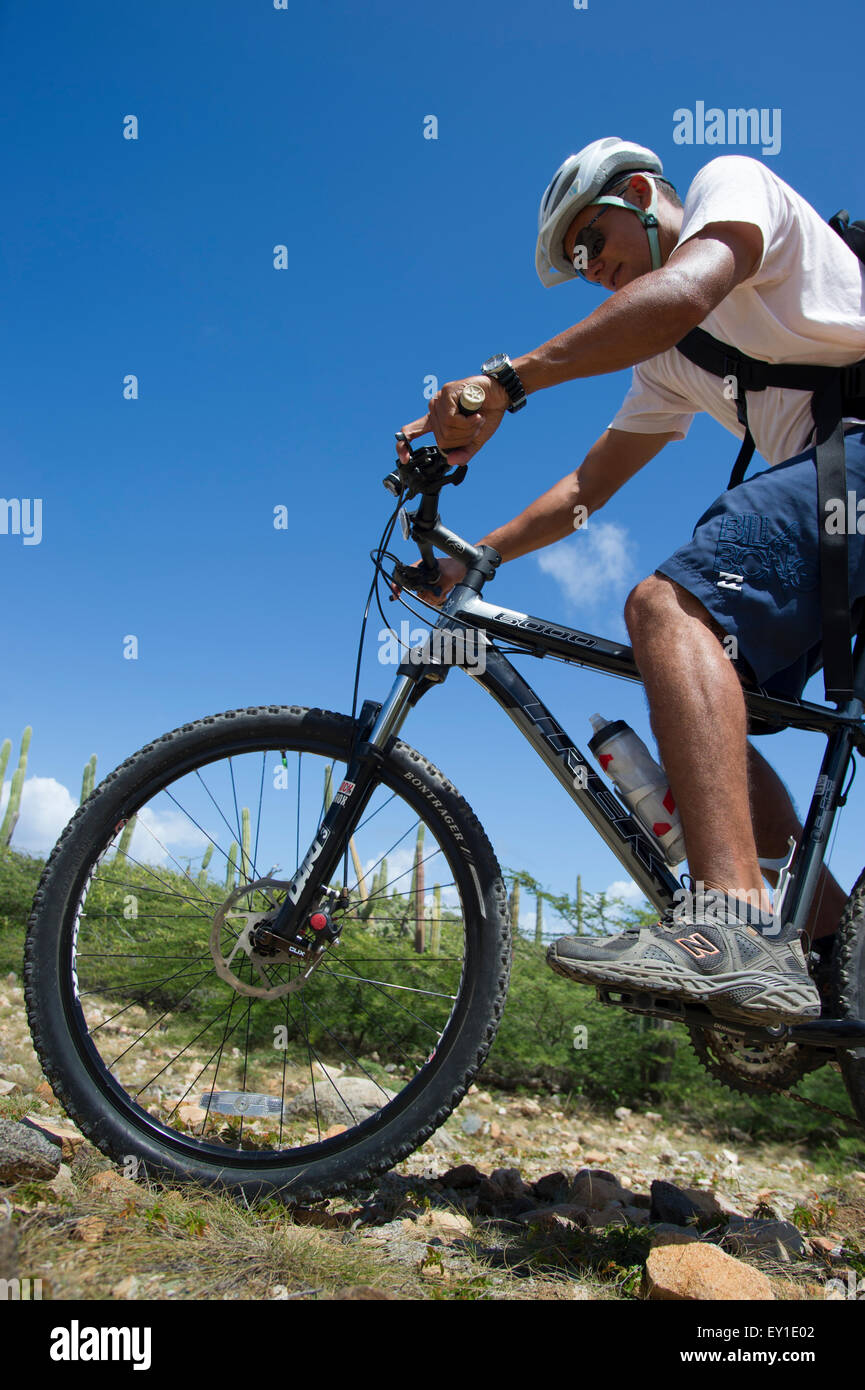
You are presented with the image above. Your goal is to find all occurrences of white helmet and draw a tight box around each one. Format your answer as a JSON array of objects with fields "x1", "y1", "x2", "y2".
[{"x1": 536, "y1": 137, "x2": 665, "y2": 287}]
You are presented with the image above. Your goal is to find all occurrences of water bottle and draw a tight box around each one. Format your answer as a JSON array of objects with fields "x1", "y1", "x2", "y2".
[{"x1": 588, "y1": 713, "x2": 687, "y2": 866}]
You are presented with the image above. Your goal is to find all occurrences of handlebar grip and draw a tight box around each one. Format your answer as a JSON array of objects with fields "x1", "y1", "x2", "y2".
[{"x1": 456, "y1": 383, "x2": 486, "y2": 417}]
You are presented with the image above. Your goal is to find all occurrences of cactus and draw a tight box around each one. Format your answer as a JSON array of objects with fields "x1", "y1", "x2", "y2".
[
  {"x1": 323, "y1": 764, "x2": 333, "y2": 811},
  {"x1": 116, "y1": 815, "x2": 137, "y2": 863},
  {"x1": 413, "y1": 822, "x2": 426, "y2": 954},
  {"x1": 379, "y1": 857, "x2": 388, "y2": 896},
  {"x1": 240, "y1": 807, "x2": 251, "y2": 884},
  {"x1": 0, "y1": 739, "x2": 11, "y2": 793},
  {"x1": 0, "y1": 726, "x2": 32, "y2": 848},
  {"x1": 80, "y1": 753, "x2": 98, "y2": 805},
  {"x1": 535, "y1": 892, "x2": 543, "y2": 945},
  {"x1": 509, "y1": 878, "x2": 520, "y2": 934},
  {"x1": 225, "y1": 841, "x2": 238, "y2": 892},
  {"x1": 430, "y1": 882, "x2": 441, "y2": 956},
  {"x1": 197, "y1": 842, "x2": 214, "y2": 890}
]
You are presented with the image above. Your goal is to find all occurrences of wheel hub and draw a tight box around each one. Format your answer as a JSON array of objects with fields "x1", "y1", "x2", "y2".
[{"x1": 210, "y1": 877, "x2": 332, "y2": 999}]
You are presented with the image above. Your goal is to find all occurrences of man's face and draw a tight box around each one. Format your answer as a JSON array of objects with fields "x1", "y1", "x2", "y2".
[{"x1": 562, "y1": 178, "x2": 655, "y2": 292}]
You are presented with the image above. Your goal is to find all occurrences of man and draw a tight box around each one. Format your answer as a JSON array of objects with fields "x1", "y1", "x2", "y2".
[{"x1": 396, "y1": 137, "x2": 865, "y2": 1027}]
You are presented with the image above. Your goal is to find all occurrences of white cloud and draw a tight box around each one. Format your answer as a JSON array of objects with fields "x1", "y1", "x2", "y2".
[
  {"x1": 132, "y1": 805, "x2": 209, "y2": 867},
  {"x1": 537, "y1": 521, "x2": 637, "y2": 624},
  {"x1": 0, "y1": 777, "x2": 78, "y2": 856},
  {"x1": 605, "y1": 878, "x2": 647, "y2": 905}
]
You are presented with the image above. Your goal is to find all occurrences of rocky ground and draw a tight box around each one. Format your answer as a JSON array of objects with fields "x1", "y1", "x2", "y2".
[{"x1": 2, "y1": 970, "x2": 864, "y2": 1302}]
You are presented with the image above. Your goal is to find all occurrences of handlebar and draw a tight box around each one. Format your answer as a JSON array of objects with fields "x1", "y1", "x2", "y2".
[{"x1": 385, "y1": 385, "x2": 497, "y2": 598}]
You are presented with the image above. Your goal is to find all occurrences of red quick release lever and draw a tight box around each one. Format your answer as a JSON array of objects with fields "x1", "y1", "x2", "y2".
[{"x1": 309, "y1": 913, "x2": 328, "y2": 932}]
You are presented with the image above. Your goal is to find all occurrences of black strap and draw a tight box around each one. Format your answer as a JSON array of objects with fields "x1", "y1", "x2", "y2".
[{"x1": 813, "y1": 376, "x2": 854, "y2": 700}]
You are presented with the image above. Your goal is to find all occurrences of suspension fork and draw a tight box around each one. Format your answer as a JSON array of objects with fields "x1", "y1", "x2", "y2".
[{"x1": 266, "y1": 671, "x2": 429, "y2": 942}]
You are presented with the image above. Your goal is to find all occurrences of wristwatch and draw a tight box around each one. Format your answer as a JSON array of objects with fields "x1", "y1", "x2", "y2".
[{"x1": 481, "y1": 353, "x2": 528, "y2": 413}]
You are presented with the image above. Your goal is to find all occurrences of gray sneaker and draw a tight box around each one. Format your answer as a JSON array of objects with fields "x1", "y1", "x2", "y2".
[{"x1": 546, "y1": 890, "x2": 821, "y2": 1027}]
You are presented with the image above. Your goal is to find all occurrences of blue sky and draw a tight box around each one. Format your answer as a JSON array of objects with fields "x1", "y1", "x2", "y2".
[{"x1": 2, "y1": 0, "x2": 864, "y2": 931}]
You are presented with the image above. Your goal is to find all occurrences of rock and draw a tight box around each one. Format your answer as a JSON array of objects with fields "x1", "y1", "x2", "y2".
[
  {"x1": 86, "y1": 1169, "x2": 152, "y2": 1206},
  {"x1": 678, "y1": 1188, "x2": 744, "y2": 1222},
  {"x1": 644, "y1": 1112, "x2": 662, "y2": 1122},
  {"x1": 0, "y1": 1079, "x2": 21, "y2": 1098},
  {"x1": 111, "y1": 1275, "x2": 141, "y2": 1299},
  {"x1": 723, "y1": 1217, "x2": 807, "y2": 1260},
  {"x1": 649, "y1": 1225, "x2": 701, "y2": 1248},
  {"x1": 48, "y1": 1163, "x2": 76, "y2": 1200},
  {"x1": 292, "y1": 1207, "x2": 353, "y2": 1230},
  {"x1": 22, "y1": 1115, "x2": 85, "y2": 1160},
  {"x1": 570, "y1": 1170, "x2": 636, "y2": 1210},
  {"x1": 649, "y1": 1180, "x2": 703, "y2": 1228},
  {"x1": 0, "y1": 1117, "x2": 61, "y2": 1182},
  {"x1": 283, "y1": 1077, "x2": 395, "y2": 1127},
  {"x1": 177, "y1": 1102, "x2": 208, "y2": 1127},
  {"x1": 614, "y1": 1106, "x2": 633, "y2": 1121},
  {"x1": 402, "y1": 1210, "x2": 473, "y2": 1243},
  {"x1": 34, "y1": 1082, "x2": 56, "y2": 1103},
  {"x1": 532, "y1": 1172, "x2": 571, "y2": 1204},
  {"x1": 512, "y1": 1097, "x2": 542, "y2": 1117},
  {"x1": 461, "y1": 1112, "x2": 483, "y2": 1136},
  {"x1": 73, "y1": 1215, "x2": 107, "y2": 1245},
  {"x1": 583, "y1": 1150, "x2": 610, "y2": 1165},
  {"x1": 643, "y1": 1243, "x2": 775, "y2": 1301},
  {"x1": 437, "y1": 1164, "x2": 482, "y2": 1190},
  {"x1": 809, "y1": 1236, "x2": 844, "y2": 1259},
  {"x1": 488, "y1": 1167, "x2": 532, "y2": 1199}
]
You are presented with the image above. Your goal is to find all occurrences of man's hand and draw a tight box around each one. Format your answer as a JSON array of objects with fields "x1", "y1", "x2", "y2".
[
  {"x1": 396, "y1": 375, "x2": 510, "y2": 466},
  {"x1": 390, "y1": 556, "x2": 468, "y2": 606}
]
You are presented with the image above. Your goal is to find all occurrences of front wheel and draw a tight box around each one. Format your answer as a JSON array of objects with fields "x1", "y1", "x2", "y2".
[
  {"x1": 25, "y1": 706, "x2": 511, "y2": 1202},
  {"x1": 833, "y1": 865, "x2": 865, "y2": 1127}
]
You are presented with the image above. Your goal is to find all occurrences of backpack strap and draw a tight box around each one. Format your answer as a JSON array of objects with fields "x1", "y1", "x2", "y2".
[{"x1": 812, "y1": 376, "x2": 854, "y2": 700}]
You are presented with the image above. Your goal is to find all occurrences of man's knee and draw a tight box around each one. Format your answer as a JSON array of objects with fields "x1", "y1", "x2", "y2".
[{"x1": 624, "y1": 572, "x2": 727, "y2": 643}]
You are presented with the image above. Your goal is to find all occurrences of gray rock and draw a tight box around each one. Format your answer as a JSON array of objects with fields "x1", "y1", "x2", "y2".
[
  {"x1": 437, "y1": 1164, "x2": 483, "y2": 1190},
  {"x1": 282, "y1": 1077, "x2": 396, "y2": 1127},
  {"x1": 0, "y1": 1118, "x2": 61, "y2": 1183},
  {"x1": 723, "y1": 1217, "x2": 807, "y2": 1259},
  {"x1": 489, "y1": 1167, "x2": 533, "y2": 1199},
  {"x1": 532, "y1": 1171, "x2": 571, "y2": 1204},
  {"x1": 649, "y1": 1179, "x2": 703, "y2": 1228},
  {"x1": 461, "y1": 1112, "x2": 483, "y2": 1136}
]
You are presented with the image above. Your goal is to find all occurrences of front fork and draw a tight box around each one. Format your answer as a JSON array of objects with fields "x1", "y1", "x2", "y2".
[{"x1": 265, "y1": 671, "x2": 427, "y2": 944}]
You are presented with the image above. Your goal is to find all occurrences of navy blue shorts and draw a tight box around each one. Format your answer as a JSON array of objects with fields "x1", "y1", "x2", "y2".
[{"x1": 655, "y1": 426, "x2": 865, "y2": 733}]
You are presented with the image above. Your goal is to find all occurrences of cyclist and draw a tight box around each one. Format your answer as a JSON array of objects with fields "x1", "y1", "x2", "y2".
[{"x1": 396, "y1": 137, "x2": 865, "y2": 1027}]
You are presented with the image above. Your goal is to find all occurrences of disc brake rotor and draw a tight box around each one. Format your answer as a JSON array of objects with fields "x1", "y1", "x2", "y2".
[{"x1": 210, "y1": 876, "x2": 328, "y2": 999}]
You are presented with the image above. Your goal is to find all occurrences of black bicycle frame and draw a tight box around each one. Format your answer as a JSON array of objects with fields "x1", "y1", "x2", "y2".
[{"x1": 269, "y1": 573, "x2": 865, "y2": 952}]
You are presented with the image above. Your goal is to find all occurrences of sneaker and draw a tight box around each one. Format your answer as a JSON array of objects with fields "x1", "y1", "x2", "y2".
[{"x1": 546, "y1": 890, "x2": 821, "y2": 1027}]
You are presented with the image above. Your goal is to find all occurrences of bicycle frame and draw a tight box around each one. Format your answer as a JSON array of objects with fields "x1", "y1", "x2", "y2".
[{"x1": 270, "y1": 572, "x2": 865, "y2": 963}]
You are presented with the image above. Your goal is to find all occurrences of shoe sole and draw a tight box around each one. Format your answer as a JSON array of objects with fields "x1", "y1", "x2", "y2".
[{"x1": 546, "y1": 950, "x2": 821, "y2": 1027}]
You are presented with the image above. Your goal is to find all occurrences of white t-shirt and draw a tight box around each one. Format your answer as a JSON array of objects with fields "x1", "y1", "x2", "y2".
[{"x1": 608, "y1": 155, "x2": 865, "y2": 464}]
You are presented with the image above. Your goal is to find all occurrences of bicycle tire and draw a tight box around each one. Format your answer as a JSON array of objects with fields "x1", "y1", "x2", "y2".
[
  {"x1": 24, "y1": 705, "x2": 511, "y2": 1202},
  {"x1": 833, "y1": 865, "x2": 865, "y2": 1127}
]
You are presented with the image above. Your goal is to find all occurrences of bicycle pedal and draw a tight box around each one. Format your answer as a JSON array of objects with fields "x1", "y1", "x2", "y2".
[{"x1": 595, "y1": 986, "x2": 779, "y2": 1039}]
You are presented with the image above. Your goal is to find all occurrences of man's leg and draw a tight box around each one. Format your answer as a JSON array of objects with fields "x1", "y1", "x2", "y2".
[
  {"x1": 623, "y1": 572, "x2": 771, "y2": 913},
  {"x1": 747, "y1": 743, "x2": 847, "y2": 941}
]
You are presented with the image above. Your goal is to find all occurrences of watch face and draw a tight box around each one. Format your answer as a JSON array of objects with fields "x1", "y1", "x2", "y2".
[{"x1": 483, "y1": 353, "x2": 508, "y2": 375}]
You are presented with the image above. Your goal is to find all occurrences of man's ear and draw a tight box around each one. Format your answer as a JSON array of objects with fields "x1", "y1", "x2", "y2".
[{"x1": 624, "y1": 174, "x2": 652, "y2": 209}]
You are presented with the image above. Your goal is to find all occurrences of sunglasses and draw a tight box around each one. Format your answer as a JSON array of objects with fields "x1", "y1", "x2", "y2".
[{"x1": 570, "y1": 204, "x2": 611, "y2": 282}]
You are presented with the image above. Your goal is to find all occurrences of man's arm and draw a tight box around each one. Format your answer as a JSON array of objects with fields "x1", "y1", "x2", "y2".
[
  {"x1": 477, "y1": 426, "x2": 677, "y2": 562},
  {"x1": 512, "y1": 222, "x2": 763, "y2": 393}
]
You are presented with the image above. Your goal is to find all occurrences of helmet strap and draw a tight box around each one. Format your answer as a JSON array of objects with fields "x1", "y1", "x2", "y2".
[{"x1": 584, "y1": 178, "x2": 663, "y2": 271}]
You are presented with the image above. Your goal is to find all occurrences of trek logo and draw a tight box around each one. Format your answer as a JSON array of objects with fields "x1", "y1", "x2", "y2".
[
  {"x1": 286, "y1": 826, "x2": 329, "y2": 903},
  {"x1": 675, "y1": 932, "x2": 721, "y2": 959}
]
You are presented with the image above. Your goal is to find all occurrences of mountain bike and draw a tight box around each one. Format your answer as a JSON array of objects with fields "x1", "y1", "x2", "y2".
[{"x1": 23, "y1": 428, "x2": 865, "y2": 1202}]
